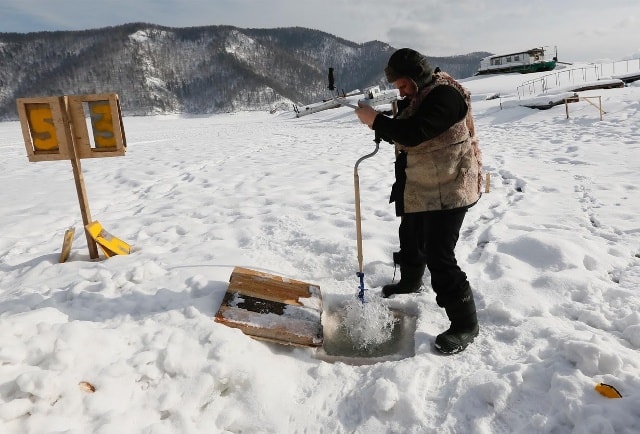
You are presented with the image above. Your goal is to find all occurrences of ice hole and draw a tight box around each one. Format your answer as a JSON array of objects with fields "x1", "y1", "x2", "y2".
[
  {"x1": 315, "y1": 297, "x2": 416, "y2": 365},
  {"x1": 342, "y1": 297, "x2": 397, "y2": 350}
]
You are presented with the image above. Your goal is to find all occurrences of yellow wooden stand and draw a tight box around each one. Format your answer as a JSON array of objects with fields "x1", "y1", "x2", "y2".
[{"x1": 215, "y1": 267, "x2": 323, "y2": 347}]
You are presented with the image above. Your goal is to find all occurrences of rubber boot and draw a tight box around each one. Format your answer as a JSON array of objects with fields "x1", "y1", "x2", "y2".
[
  {"x1": 381, "y1": 263, "x2": 426, "y2": 298},
  {"x1": 434, "y1": 288, "x2": 479, "y2": 354}
]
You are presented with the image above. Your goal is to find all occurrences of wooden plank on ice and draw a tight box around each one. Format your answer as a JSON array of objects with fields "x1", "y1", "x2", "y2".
[
  {"x1": 228, "y1": 266, "x2": 320, "y2": 305},
  {"x1": 214, "y1": 267, "x2": 323, "y2": 347}
]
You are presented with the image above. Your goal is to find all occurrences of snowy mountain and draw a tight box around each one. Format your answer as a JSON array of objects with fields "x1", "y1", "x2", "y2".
[{"x1": 0, "y1": 23, "x2": 489, "y2": 119}]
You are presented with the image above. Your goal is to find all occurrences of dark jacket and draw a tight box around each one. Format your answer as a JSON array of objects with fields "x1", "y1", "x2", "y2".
[{"x1": 372, "y1": 72, "x2": 483, "y2": 215}]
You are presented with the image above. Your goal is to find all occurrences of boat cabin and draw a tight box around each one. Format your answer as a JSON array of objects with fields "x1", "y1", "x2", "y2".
[{"x1": 476, "y1": 47, "x2": 557, "y2": 75}]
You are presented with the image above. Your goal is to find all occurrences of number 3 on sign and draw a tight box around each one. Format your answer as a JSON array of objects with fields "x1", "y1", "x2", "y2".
[
  {"x1": 89, "y1": 101, "x2": 116, "y2": 148},
  {"x1": 66, "y1": 94, "x2": 126, "y2": 159}
]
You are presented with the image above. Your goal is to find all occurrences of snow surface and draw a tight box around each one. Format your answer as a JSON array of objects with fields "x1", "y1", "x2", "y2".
[{"x1": 1, "y1": 71, "x2": 640, "y2": 433}]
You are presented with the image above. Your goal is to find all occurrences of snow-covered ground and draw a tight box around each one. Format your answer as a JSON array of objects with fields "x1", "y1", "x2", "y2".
[{"x1": 1, "y1": 71, "x2": 639, "y2": 433}]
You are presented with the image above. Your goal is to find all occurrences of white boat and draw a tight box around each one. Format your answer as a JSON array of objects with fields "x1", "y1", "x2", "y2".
[{"x1": 476, "y1": 47, "x2": 557, "y2": 75}]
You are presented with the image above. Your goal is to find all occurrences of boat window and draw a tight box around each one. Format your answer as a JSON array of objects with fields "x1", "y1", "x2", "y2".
[
  {"x1": 514, "y1": 55, "x2": 520, "y2": 61},
  {"x1": 506, "y1": 56, "x2": 512, "y2": 62}
]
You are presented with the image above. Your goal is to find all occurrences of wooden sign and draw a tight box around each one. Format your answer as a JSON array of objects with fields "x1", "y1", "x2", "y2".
[
  {"x1": 17, "y1": 94, "x2": 126, "y2": 161},
  {"x1": 16, "y1": 93, "x2": 127, "y2": 260}
]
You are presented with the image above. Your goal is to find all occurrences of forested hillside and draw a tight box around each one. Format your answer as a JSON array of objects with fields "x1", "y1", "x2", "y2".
[{"x1": 0, "y1": 23, "x2": 489, "y2": 119}]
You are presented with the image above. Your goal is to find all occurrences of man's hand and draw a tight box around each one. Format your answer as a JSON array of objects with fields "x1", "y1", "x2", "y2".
[{"x1": 355, "y1": 103, "x2": 379, "y2": 128}]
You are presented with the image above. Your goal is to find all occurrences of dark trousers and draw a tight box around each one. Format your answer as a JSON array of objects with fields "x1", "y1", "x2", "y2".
[{"x1": 397, "y1": 208, "x2": 470, "y2": 307}]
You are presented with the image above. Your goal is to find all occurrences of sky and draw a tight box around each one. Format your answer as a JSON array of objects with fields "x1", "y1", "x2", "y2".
[
  {"x1": 1, "y1": 0, "x2": 639, "y2": 62},
  {"x1": 1, "y1": 69, "x2": 640, "y2": 432}
]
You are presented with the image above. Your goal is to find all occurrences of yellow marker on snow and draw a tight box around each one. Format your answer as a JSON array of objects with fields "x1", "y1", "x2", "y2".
[
  {"x1": 86, "y1": 221, "x2": 131, "y2": 258},
  {"x1": 595, "y1": 383, "x2": 622, "y2": 398}
]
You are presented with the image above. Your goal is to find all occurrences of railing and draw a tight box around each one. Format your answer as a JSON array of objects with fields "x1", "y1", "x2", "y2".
[{"x1": 517, "y1": 57, "x2": 640, "y2": 99}]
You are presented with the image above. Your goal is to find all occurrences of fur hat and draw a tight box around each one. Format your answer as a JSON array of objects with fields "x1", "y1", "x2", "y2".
[{"x1": 384, "y1": 48, "x2": 433, "y2": 89}]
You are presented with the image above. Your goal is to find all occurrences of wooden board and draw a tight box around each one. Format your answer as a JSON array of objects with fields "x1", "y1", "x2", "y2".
[
  {"x1": 59, "y1": 227, "x2": 75, "y2": 263},
  {"x1": 215, "y1": 267, "x2": 323, "y2": 347}
]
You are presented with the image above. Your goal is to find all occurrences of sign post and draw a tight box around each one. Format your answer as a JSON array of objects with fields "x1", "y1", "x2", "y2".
[{"x1": 17, "y1": 94, "x2": 126, "y2": 260}]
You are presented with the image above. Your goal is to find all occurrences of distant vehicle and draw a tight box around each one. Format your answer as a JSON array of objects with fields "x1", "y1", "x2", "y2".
[{"x1": 475, "y1": 47, "x2": 557, "y2": 75}]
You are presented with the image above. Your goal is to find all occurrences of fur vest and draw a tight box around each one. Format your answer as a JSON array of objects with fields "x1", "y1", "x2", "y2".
[{"x1": 394, "y1": 72, "x2": 483, "y2": 213}]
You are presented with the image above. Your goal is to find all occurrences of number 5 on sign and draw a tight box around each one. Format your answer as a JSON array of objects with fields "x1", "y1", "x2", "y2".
[
  {"x1": 25, "y1": 104, "x2": 60, "y2": 150},
  {"x1": 17, "y1": 96, "x2": 72, "y2": 162}
]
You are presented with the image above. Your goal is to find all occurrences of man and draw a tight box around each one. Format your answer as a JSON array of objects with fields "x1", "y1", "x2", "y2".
[{"x1": 355, "y1": 48, "x2": 483, "y2": 354}]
